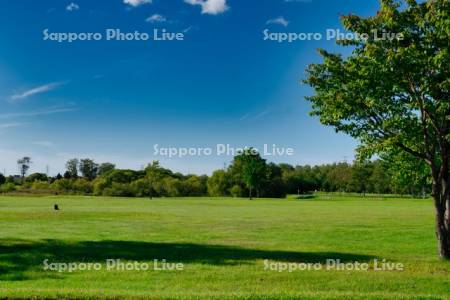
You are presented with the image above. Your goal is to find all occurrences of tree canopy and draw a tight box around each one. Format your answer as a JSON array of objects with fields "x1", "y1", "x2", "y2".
[{"x1": 304, "y1": 0, "x2": 450, "y2": 259}]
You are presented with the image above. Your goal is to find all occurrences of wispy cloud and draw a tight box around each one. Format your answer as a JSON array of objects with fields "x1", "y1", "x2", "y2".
[
  {"x1": 146, "y1": 14, "x2": 167, "y2": 23},
  {"x1": 0, "y1": 106, "x2": 76, "y2": 120},
  {"x1": 183, "y1": 26, "x2": 193, "y2": 33},
  {"x1": 32, "y1": 141, "x2": 54, "y2": 147},
  {"x1": 240, "y1": 110, "x2": 271, "y2": 121},
  {"x1": 0, "y1": 122, "x2": 29, "y2": 129},
  {"x1": 66, "y1": 2, "x2": 79, "y2": 11},
  {"x1": 10, "y1": 82, "x2": 66, "y2": 102},
  {"x1": 266, "y1": 16, "x2": 289, "y2": 27},
  {"x1": 239, "y1": 113, "x2": 250, "y2": 121},
  {"x1": 124, "y1": 0, "x2": 152, "y2": 7},
  {"x1": 184, "y1": 0, "x2": 229, "y2": 15}
]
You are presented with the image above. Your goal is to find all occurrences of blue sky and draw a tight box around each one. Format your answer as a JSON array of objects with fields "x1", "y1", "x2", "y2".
[{"x1": 0, "y1": 0, "x2": 381, "y2": 175}]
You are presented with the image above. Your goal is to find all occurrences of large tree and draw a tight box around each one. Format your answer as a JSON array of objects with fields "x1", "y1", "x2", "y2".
[
  {"x1": 98, "y1": 163, "x2": 116, "y2": 176},
  {"x1": 65, "y1": 158, "x2": 79, "y2": 178},
  {"x1": 230, "y1": 149, "x2": 267, "y2": 199},
  {"x1": 145, "y1": 161, "x2": 172, "y2": 199},
  {"x1": 304, "y1": 0, "x2": 450, "y2": 258},
  {"x1": 382, "y1": 150, "x2": 430, "y2": 195},
  {"x1": 79, "y1": 159, "x2": 99, "y2": 180},
  {"x1": 17, "y1": 157, "x2": 32, "y2": 180},
  {"x1": 207, "y1": 169, "x2": 231, "y2": 196}
]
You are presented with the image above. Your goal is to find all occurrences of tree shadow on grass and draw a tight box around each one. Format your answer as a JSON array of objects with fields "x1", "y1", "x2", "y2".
[{"x1": 0, "y1": 239, "x2": 376, "y2": 281}]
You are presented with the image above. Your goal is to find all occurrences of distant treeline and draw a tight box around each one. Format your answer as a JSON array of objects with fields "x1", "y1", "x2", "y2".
[{"x1": 1, "y1": 151, "x2": 430, "y2": 198}]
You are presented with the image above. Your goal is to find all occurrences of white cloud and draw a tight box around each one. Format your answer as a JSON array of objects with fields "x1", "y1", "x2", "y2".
[
  {"x1": 0, "y1": 106, "x2": 75, "y2": 119},
  {"x1": 184, "y1": 0, "x2": 229, "y2": 15},
  {"x1": 10, "y1": 82, "x2": 66, "y2": 102},
  {"x1": 0, "y1": 122, "x2": 28, "y2": 129},
  {"x1": 146, "y1": 14, "x2": 167, "y2": 23},
  {"x1": 66, "y1": 2, "x2": 79, "y2": 11},
  {"x1": 266, "y1": 16, "x2": 289, "y2": 27},
  {"x1": 124, "y1": 0, "x2": 152, "y2": 7}
]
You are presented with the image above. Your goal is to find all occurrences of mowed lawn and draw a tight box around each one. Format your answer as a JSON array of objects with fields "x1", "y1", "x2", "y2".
[{"x1": 0, "y1": 195, "x2": 449, "y2": 299}]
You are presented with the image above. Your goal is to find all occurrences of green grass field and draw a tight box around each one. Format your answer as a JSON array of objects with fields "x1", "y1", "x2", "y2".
[{"x1": 0, "y1": 195, "x2": 449, "y2": 299}]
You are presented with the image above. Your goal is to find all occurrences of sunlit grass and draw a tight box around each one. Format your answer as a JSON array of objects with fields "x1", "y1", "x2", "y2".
[{"x1": 0, "y1": 195, "x2": 449, "y2": 299}]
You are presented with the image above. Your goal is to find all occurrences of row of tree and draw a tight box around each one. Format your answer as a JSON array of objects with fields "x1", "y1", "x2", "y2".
[{"x1": 2, "y1": 150, "x2": 429, "y2": 198}]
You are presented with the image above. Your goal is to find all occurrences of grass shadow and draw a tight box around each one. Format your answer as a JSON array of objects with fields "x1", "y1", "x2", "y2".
[
  {"x1": 288, "y1": 194, "x2": 317, "y2": 200},
  {"x1": 0, "y1": 239, "x2": 376, "y2": 281}
]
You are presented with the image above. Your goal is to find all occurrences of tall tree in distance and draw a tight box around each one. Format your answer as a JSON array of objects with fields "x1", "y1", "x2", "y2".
[
  {"x1": 17, "y1": 157, "x2": 32, "y2": 181},
  {"x1": 98, "y1": 163, "x2": 116, "y2": 176},
  {"x1": 207, "y1": 170, "x2": 231, "y2": 196},
  {"x1": 144, "y1": 160, "x2": 178, "y2": 199},
  {"x1": 304, "y1": 0, "x2": 450, "y2": 258},
  {"x1": 79, "y1": 159, "x2": 99, "y2": 180},
  {"x1": 145, "y1": 161, "x2": 167, "y2": 199},
  {"x1": 65, "y1": 159, "x2": 79, "y2": 178},
  {"x1": 231, "y1": 149, "x2": 267, "y2": 199}
]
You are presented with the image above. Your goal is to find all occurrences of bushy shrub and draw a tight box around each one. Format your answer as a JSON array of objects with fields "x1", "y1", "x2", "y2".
[
  {"x1": 152, "y1": 180, "x2": 167, "y2": 197},
  {"x1": 73, "y1": 178, "x2": 93, "y2": 194},
  {"x1": 183, "y1": 175, "x2": 207, "y2": 196},
  {"x1": 0, "y1": 183, "x2": 16, "y2": 193},
  {"x1": 31, "y1": 181, "x2": 51, "y2": 190},
  {"x1": 26, "y1": 173, "x2": 48, "y2": 183},
  {"x1": 207, "y1": 170, "x2": 230, "y2": 196},
  {"x1": 92, "y1": 177, "x2": 108, "y2": 196},
  {"x1": 103, "y1": 182, "x2": 134, "y2": 197},
  {"x1": 229, "y1": 185, "x2": 244, "y2": 198},
  {"x1": 163, "y1": 177, "x2": 182, "y2": 197},
  {"x1": 51, "y1": 178, "x2": 74, "y2": 193},
  {"x1": 6, "y1": 176, "x2": 21, "y2": 184},
  {"x1": 103, "y1": 170, "x2": 144, "y2": 185},
  {"x1": 130, "y1": 179, "x2": 151, "y2": 197}
]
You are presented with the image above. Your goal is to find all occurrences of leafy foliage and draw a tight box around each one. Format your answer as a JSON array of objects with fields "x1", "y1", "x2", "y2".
[{"x1": 304, "y1": 0, "x2": 450, "y2": 258}]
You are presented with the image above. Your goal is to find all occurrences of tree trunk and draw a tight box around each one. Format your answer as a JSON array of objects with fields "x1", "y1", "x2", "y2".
[
  {"x1": 432, "y1": 175, "x2": 450, "y2": 259},
  {"x1": 249, "y1": 187, "x2": 253, "y2": 200},
  {"x1": 434, "y1": 200, "x2": 450, "y2": 259}
]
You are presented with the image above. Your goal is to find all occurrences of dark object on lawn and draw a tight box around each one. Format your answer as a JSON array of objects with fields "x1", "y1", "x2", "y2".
[{"x1": 54, "y1": 204, "x2": 60, "y2": 210}]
